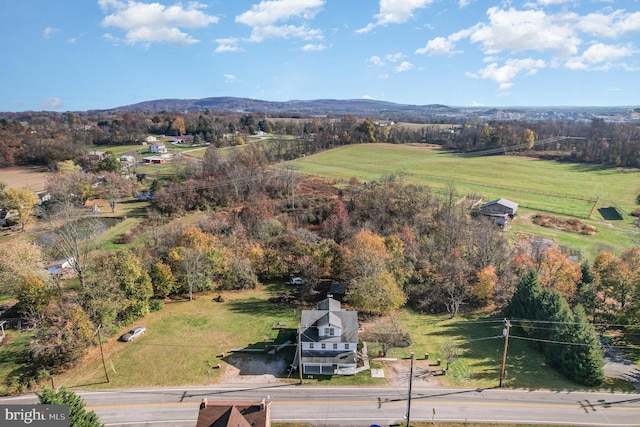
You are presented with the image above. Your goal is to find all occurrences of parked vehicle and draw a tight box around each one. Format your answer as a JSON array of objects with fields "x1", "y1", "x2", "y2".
[
  {"x1": 290, "y1": 277, "x2": 305, "y2": 285},
  {"x1": 120, "y1": 326, "x2": 146, "y2": 342}
]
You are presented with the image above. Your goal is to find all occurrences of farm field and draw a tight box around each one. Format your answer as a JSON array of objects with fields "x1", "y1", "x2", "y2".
[{"x1": 288, "y1": 143, "x2": 640, "y2": 254}]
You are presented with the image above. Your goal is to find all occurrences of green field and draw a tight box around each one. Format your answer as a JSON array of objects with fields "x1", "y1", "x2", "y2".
[{"x1": 287, "y1": 144, "x2": 640, "y2": 255}]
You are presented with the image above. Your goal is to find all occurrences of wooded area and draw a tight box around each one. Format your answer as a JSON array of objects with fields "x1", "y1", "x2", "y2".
[{"x1": 1, "y1": 109, "x2": 639, "y2": 392}]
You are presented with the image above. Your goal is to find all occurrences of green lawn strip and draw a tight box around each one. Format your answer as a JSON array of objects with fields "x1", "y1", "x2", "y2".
[
  {"x1": 0, "y1": 331, "x2": 34, "y2": 396},
  {"x1": 378, "y1": 310, "x2": 592, "y2": 390}
]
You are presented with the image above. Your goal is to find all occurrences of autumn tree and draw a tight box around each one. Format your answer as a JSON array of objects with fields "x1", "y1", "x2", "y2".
[
  {"x1": 29, "y1": 301, "x2": 95, "y2": 373},
  {"x1": 98, "y1": 171, "x2": 134, "y2": 213},
  {"x1": 5, "y1": 187, "x2": 39, "y2": 231},
  {"x1": 149, "y1": 262, "x2": 176, "y2": 298},
  {"x1": 0, "y1": 238, "x2": 46, "y2": 296},
  {"x1": 17, "y1": 275, "x2": 52, "y2": 318},
  {"x1": 342, "y1": 229, "x2": 406, "y2": 314}
]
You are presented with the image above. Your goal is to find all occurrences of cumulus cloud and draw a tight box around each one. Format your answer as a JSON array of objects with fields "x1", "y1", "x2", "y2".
[
  {"x1": 98, "y1": 0, "x2": 219, "y2": 47},
  {"x1": 385, "y1": 52, "x2": 405, "y2": 62},
  {"x1": 468, "y1": 7, "x2": 580, "y2": 56},
  {"x1": 367, "y1": 55, "x2": 385, "y2": 66},
  {"x1": 468, "y1": 58, "x2": 546, "y2": 90},
  {"x1": 236, "y1": 0, "x2": 324, "y2": 42},
  {"x1": 224, "y1": 74, "x2": 238, "y2": 83},
  {"x1": 415, "y1": 36, "x2": 457, "y2": 56},
  {"x1": 357, "y1": 0, "x2": 435, "y2": 33},
  {"x1": 41, "y1": 97, "x2": 64, "y2": 110},
  {"x1": 565, "y1": 43, "x2": 637, "y2": 70},
  {"x1": 394, "y1": 61, "x2": 414, "y2": 73}
]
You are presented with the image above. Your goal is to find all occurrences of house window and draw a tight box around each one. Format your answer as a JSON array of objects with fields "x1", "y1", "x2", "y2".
[
  {"x1": 321, "y1": 343, "x2": 326, "y2": 349},
  {"x1": 309, "y1": 343, "x2": 314, "y2": 349},
  {"x1": 333, "y1": 343, "x2": 338, "y2": 350},
  {"x1": 329, "y1": 328, "x2": 334, "y2": 336},
  {"x1": 344, "y1": 343, "x2": 349, "y2": 350}
]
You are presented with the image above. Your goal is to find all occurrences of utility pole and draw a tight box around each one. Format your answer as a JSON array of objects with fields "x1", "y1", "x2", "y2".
[
  {"x1": 405, "y1": 352, "x2": 414, "y2": 427},
  {"x1": 96, "y1": 324, "x2": 110, "y2": 383},
  {"x1": 499, "y1": 319, "x2": 511, "y2": 387},
  {"x1": 297, "y1": 327, "x2": 303, "y2": 385}
]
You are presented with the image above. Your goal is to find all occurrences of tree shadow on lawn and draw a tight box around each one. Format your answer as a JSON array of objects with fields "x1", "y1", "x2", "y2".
[
  {"x1": 428, "y1": 321, "x2": 576, "y2": 390},
  {"x1": 221, "y1": 346, "x2": 297, "y2": 378}
]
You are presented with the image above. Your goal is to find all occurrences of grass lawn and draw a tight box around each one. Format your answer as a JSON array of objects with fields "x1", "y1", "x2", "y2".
[
  {"x1": 55, "y1": 284, "x2": 303, "y2": 390},
  {"x1": 287, "y1": 144, "x2": 640, "y2": 254},
  {"x1": 0, "y1": 331, "x2": 34, "y2": 395}
]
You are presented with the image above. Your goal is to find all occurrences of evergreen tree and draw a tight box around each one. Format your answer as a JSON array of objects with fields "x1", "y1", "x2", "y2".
[
  {"x1": 505, "y1": 270, "x2": 543, "y2": 336},
  {"x1": 37, "y1": 387, "x2": 104, "y2": 427},
  {"x1": 562, "y1": 305, "x2": 604, "y2": 386}
]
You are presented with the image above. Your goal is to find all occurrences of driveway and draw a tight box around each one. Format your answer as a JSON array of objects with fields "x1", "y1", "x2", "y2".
[{"x1": 602, "y1": 342, "x2": 640, "y2": 391}]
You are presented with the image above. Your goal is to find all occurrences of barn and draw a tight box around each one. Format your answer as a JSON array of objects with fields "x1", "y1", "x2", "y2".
[{"x1": 480, "y1": 198, "x2": 518, "y2": 218}]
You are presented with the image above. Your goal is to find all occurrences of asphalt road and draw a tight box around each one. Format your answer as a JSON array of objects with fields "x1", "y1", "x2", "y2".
[{"x1": 2, "y1": 384, "x2": 640, "y2": 426}]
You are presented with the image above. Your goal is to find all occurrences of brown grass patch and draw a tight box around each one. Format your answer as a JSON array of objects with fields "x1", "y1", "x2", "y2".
[
  {"x1": 0, "y1": 166, "x2": 51, "y2": 192},
  {"x1": 532, "y1": 214, "x2": 598, "y2": 234}
]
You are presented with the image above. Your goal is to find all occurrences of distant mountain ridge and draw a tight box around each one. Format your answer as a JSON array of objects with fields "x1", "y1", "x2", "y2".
[{"x1": 105, "y1": 97, "x2": 639, "y2": 122}]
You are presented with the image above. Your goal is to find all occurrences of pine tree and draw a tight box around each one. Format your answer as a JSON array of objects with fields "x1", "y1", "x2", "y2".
[
  {"x1": 37, "y1": 387, "x2": 104, "y2": 427},
  {"x1": 562, "y1": 305, "x2": 604, "y2": 386}
]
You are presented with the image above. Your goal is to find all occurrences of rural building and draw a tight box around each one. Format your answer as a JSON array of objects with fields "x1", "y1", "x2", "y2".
[
  {"x1": 480, "y1": 198, "x2": 518, "y2": 219},
  {"x1": 296, "y1": 297, "x2": 358, "y2": 375},
  {"x1": 144, "y1": 136, "x2": 157, "y2": 143},
  {"x1": 196, "y1": 399, "x2": 271, "y2": 427},
  {"x1": 119, "y1": 155, "x2": 136, "y2": 166},
  {"x1": 143, "y1": 156, "x2": 165, "y2": 164},
  {"x1": 88, "y1": 150, "x2": 107, "y2": 160},
  {"x1": 169, "y1": 135, "x2": 194, "y2": 143},
  {"x1": 149, "y1": 143, "x2": 167, "y2": 154}
]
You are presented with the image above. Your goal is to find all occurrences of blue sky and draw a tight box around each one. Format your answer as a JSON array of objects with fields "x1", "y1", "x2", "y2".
[{"x1": 1, "y1": 0, "x2": 639, "y2": 111}]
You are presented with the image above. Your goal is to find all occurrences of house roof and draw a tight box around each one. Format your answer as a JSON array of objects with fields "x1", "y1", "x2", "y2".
[
  {"x1": 482, "y1": 198, "x2": 518, "y2": 212},
  {"x1": 317, "y1": 298, "x2": 341, "y2": 311},
  {"x1": 300, "y1": 297, "x2": 358, "y2": 344},
  {"x1": 196, "y1": 401, "x2": 269, "y2": 427}
]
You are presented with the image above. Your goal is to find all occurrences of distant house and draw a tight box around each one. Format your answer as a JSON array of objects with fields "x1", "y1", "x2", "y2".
[
  {"x1": 144, "y1": 136, "x2": 157, "y2": 143},
  {"x1": 196, "y1": 399, "x2": 271, "y2": 427},
  {"x1": 149, "y1": 143, "x2": 167, "y2": 154},
  {"x1": 143, "y1": 156, "x2": 165, "y2": 164},
  {"x1": 47, "y1": 258, "x2": 74, "y2": 275},
  {"x1": 119, "y1": 155, "x2": 136, "y2": 166},
  {"x1": 480, "y1": 198, "x2": 518, "y2": 219},
  {"x1": 88, "y1": 150, "x2": 107, "y2": 160},
  {"x1": 296, "y1": 297, "x2": 358, "y2": 376},
  {"x1": 169, "y1": 135, "x2": 194, "y2": 143}
]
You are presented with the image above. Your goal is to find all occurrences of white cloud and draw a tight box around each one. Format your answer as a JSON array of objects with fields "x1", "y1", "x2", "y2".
[
  {"x1": 301, "y1": 43, "x2": 326, "y2": 51},
  {"x1": 236, "y1": 0, "x2": 324, "y2": 42},
  {"x1": 224, "y1": 74, "x2": 238, "y2": 83},
  {"x1": 215, "y1": 38, "x2": 243, "y2": 53},
  {"x1": 41, "y1": 97, "x2": 64, "y2": 110},
  {"x1": 358, "y1": 0, "x2": 435, "y2": 33},
  {"x1": 394, "y1": 61, "x2": 414, "y2": 73},
  {"x1": 575, "y1": 10, "x2": 640, "y2": 39},
  {"x1": 98, "y1": 0, "x2": 219, "y2": 47},
  {"x1": 43, "y1": 27, "x2": 59, "y2": 39},
  {"x1": 415, "y1": 36, "x2": 457, "y2": 56},
  {"x1": 367, "y1": 55, "x2": 385, "y2": 66},
  {"x1": 67, "y1": 38, "x2": 77, "y2": 44},
  {"x1": 468, "y1": 7, "x2": 580, "y2": 56},
  {"x1": 362, "y1": 95, "x2": 375, "y2": 100},
  {"x1": 565, "y1": 42, "x2": 637, "y2": 70},
  {"x1": 385, "y1": 52, "x2": 405, "y2": 62},
  {"x1": 469, "y1": 58, "x2": 546, "y2": 90}
]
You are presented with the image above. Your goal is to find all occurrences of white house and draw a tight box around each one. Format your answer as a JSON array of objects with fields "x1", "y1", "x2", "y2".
[
  {"x1": 149, "y1": 143, "x2": 167, "y2": 154},
  {"x1": 296, "y1": 297, "x2": 358, "y2": 375},
  {"x1": 144, "y1": 136, "x2": 157, "y2": 143}
]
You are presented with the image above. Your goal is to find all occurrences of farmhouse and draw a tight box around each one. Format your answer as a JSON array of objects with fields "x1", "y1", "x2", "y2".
[
  {"x1": 119, "y1": 155, "x2": 136, "y2": 166},
  {"x1": 144, "y1": 136, "x2": 157, "y2": 143},
  {"x1": 296, "y1": 297, "x2": 358, "y2": 375},
  {"x1": 480, "y1": 198, "x2": 518, "y2": 221},
  {"x1": 149, "y1": 143, "x2": 167, "y2": 154},
  {"x1": 196, "y1": 399, "x2": 271, "y2": 427}
]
